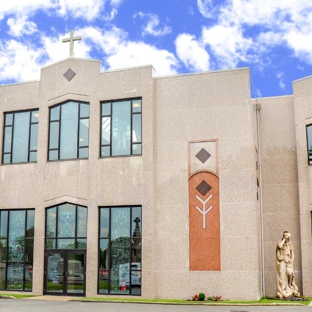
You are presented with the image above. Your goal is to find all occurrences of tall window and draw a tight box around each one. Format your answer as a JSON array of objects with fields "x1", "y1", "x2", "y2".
[
  {"x1": 0, "y1": 209, "x2": 35, "y2": 291},
  {"x1": 46, "y1": 203, "x2": 87, "y2": 249},
  {"x1": 48, "y1": 101, "x2": 89, "y2": 160},
  {"x1": 99, "y1": 206, "x2": 141, "y2": 295},
  {"x1": 2, "y1": 110, "x2": 39, "y2": 164},
  {"x1": 101, "y1": 99, "x2": 142, "y2": 157},
  {"x1": 307, "y1": 124, "x2": 312, "y2": 164}
]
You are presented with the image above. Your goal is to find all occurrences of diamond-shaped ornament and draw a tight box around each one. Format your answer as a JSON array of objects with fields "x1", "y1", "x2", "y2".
[
  {"x1": 63, "y1": 68, "x2": 76, "y2": 81},
  {"x1": 195, "y1": 148, "x2": 211, "y2": 164},
  {"x1": 196, "y1": 180, "x2": 212, "y2": 196}
]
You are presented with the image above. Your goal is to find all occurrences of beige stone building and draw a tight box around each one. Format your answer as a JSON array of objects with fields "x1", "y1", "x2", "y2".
[{"x1": 0, "y1": 56, "x2": 311, "y2": 300}]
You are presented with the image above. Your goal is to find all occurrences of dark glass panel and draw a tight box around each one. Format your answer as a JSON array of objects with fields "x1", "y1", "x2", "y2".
[
  {"x1": 57, "y1": 239, "x2": 75, "y2": 249},
  {"x1": 99, "y1": 239, "x2": 109, "y2": 268},
  {"x1": 25, "y1": 239, "x2": 34, "y2": 266},
  {"x1": 26, "y1": 210, "x2": 35, "y2": 237},
  {"x1": 80, "y1": 103, "x2": 89, "y2": 118},
  {"x1": 3, "y1": 126, "x2": 12, "y2": 153},
  {"x1": 76, "y1": 239, "x2": 87, "y2": 249},
  {"x1": 132, "y1": 144, "x2": 141, "y2": 155},
  {"x1": 0, "y1": 239, "x2": 7, "y2": 263},
  {"x1": 79, "y1": 119, "x2": 89, "y2": 147},
  {"x1": 46, "y1": 207, "x2": 56, "y2": 238},
  {"x1": 132, "y1": 99, "x2": 142, "y2": 113},
  {"x1": 98, "y1": 271, "x2": 109, "y2": 294},
  {"x1": 131, "y1": 239, "x2": 141, "y2": 264},
  {"x1": 102, "y1": 103, "x2": 111, "y2": 115},
  {"x1": 0, "y1": 211, "x2": 8, "y2": 238},
  {"x1": 30, "y1": 123, "x2": 38, "y2": 151},
  {"x1": 29, "y1": 151, "x2": 37, "y2": 162},
  {"x1": 130, "y1": 270, "x2": 141, "y2": 295},
  {"x1": 49, "y1": 150, "x2": 58, "y2": 161},
  {"x1": 101, "y1": 117, "x2": 111, "y2": 144},
  {"x1": 3, "y1": 154, "x2": 11, "y2": 164},
  {"x1": 58, "y1": 204, "x2": 76, "y2": 238},
  {"x1": 77, "y1": 206, "x2": 87, "y2": 237},
  {"x1": 0, "y1": 269, "x2": 5, "y2": 290},
  {"x1": 5, "y1": 114, "x2": 13, "y2": 126},
  {"x1": 78, "y1": 147, "x2": 88, "y2": 159},
  {"x1": 7, "y1": 263, "x2": 24, "y2": 290},
  {"x1": 132, "y1": 114, "x2": 141, "y2": 143},
  {"x1": 132, "y1": 208, "x2": 141, "y2": 238},
  {"x1": 31, "y1": 110, "x2": 39, "y2": 123},
  {"x1": 100, "y1": 208, "x2": 109, "y2": 237},
  {"x1": 12, "y1": 112, "x2": 30, "y2": 163},
  {"x1": 101, "y1": 146, "x2": 110, "y2": 157},
  {"x1": 24, "y1": 268, "x2": 33, "y2": 291},
  {"x1": 60, "y1": 102, "x2": 78, "y2": 159},
  {"x1": 50, "y1": 106, "x2": 60, "y2": 121},
  {"x1": 49, "y1": 122, "x2": 59, "y2": 149},
  {"x1": 112, "y1": 101, "x2": 131, "y2": 156},
  {"x1": 46, "y1": 239, "x2": 56, "y2": 249}
]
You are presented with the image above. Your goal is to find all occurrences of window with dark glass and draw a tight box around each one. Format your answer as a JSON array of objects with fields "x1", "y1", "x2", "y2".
[
  {"x1": 307, "y1": 124, "x2": 312, "y2": 165},
  {"x1": 2, "y1": 110, "x2": 39, "y2": 164},
  {"x1": 48, "y1": 101, "x2": 89, "y2": 160},
  {"x1": 100, "y1": 99, "x2": 142, "y2": 157},
  {"x1": 98, "y1": 206, "x2": 141, "y2": 295},
  {"x1": 45, "y1": 203, "x2": 87, "y2": 250},
  {"x1": 0, "y1": 209, "x2": 35, "y2": 291}
]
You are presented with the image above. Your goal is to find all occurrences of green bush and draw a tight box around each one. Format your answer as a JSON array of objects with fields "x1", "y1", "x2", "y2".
[{"x1": 198, "y1": 293, "x2": 205, "y2": 301}]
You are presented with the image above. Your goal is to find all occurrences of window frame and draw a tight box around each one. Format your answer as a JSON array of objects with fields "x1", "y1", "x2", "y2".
[
  {"x1": 2, "y1": 109, "x2": 39, "y2": 164},
  {"x1": 100, "y1": 98, "x2": 142, "y2": 158},
  {"x1": 48, "y1": 100, "x2": 90, "y2": 161},
  {"x1": 98, "y1": 205, "x2": 142, "y2": 296},
  {"x1": 306, "y1": 124, "x2": 312, "y2": 165},
  {"x1": 0, "y1": 209, "x2": 35, "y2": 291}
]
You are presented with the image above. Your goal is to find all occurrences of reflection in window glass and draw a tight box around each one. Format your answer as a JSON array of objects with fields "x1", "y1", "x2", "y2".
[
  {"x1": 0, "y1": 209, "x2": 34, "y2": 291},
  {"x1": 48, "y1": 101, "x2": 89, "y2": 160},
  {"x1": 307, "y1": 125, "x2": 312, "y2": 164},
  {"x1": 98, "y1": 206, "x2": 142, "y2": 295},
  {"x1": 2, "y1": 110, "x2": 39, "y2": 164},
  {"x1": 45, "y1": 203, "x2": 87, "y2": 250},
  {"x1": 100, "y1": 99, "x2": 142, "y2": 157}
]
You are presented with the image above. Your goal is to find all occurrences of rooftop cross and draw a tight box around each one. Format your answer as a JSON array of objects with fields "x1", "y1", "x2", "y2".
[{"x1": 62, "y1": 30, "x2": 82, "y2": 57}]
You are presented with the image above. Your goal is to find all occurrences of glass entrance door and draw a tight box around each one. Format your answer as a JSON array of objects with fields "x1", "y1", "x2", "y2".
[{"x1": 45, "y1": 251, "x2": 85, "y2": 296}]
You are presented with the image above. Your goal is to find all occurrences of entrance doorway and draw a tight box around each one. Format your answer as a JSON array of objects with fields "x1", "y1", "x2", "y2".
[{"x1": 44, "y1": 250, "x2": 86, "y2": 296}]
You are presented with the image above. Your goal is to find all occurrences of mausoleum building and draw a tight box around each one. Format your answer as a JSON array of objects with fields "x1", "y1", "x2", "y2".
[{"x1": 0, "y1": 54, "x2": 311, "y2": 300}]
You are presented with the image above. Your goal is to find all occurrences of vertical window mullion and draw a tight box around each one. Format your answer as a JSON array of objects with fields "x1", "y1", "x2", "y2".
[
  {"x1": 10, "y1": 114, "x2": 15, "y2": 163},
  {"x1": 27, "y1": 112, "x2": 32, "y2": 162},
  {"x1": 109, "y1": 103, "x2": 112, "y2": 156},
  {"x1": 77, "y1": 103, "x2": 81, "y2": 159},
  {"x1": 58, "y1": 106, "x2": 62, "y2": 160}
]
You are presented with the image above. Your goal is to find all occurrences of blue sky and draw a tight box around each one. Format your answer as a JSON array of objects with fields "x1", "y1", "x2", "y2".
[{"x1": 0, "y1": 0, "x2": 311, "y2": 98}]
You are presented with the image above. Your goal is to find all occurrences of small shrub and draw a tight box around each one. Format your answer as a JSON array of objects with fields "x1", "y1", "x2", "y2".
[{"x1": 198, "y1": 293, "x2": 205, "y2": 301}]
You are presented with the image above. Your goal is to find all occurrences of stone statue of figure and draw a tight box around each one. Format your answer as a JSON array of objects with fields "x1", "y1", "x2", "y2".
[{"x1": 276, "y1": 231, "x2": 300, "y2": 298}]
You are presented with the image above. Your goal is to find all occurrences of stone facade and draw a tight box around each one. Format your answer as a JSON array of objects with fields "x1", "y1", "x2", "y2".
[{"x1": 0, "y1": 57, "x2": 310, "y2": 300}]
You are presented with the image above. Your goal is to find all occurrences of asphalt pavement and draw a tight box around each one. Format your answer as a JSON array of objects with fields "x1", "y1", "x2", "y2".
[{"x1": 0, "y1": 298, "x2": 311, "y2": 312}]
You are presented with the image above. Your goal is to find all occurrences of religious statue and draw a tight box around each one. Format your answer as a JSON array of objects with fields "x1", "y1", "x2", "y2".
[{"x1": 276, "y1": 231, "x2": 300, "y2": 298}]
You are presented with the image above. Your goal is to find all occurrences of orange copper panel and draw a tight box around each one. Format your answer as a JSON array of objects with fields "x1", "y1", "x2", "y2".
[{"x1": 189, "y1": 171, "x2": 220, "y2": 271}]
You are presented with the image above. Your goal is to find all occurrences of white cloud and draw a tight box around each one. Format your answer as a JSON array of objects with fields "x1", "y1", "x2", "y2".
[
  {"x1": 7, "y1": 16, "x2": 37, "y2": 37},
  {"x1": 197, "y1": 0, "x2": 214, "y2": 18},
  {"x1": 135, "y1": 12, "x2": 171, "y2": 37},
  {"x1": 175, "y1": 33, "x2": 210, "y2": 72},
  {"x1": 277, "y1": 72, "x2": 285, "y2": 89},
  {"x1": 0, "y1": 0, "x2": 105, "y2": 21},
  {"x1": 202, "y1": 25, "x2": 252, "y2": 68},
  {"x1": 77, "y1": 27, "x2": 179, "y2": 75},
  {"x1": 0, "y1": 40, "x2": 44, "y2": 82}
]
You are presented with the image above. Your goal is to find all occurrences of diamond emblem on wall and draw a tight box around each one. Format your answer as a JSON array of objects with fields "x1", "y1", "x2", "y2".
[
  {"x1": 196, "y1": 180, "x2": 212, "y2": 196},
  {"x1": 63, "y1": 68, "x2": 76, "y2": 81},
  {"x1": 195, "y1": 148, "x2": 211, "y2": 164}
]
